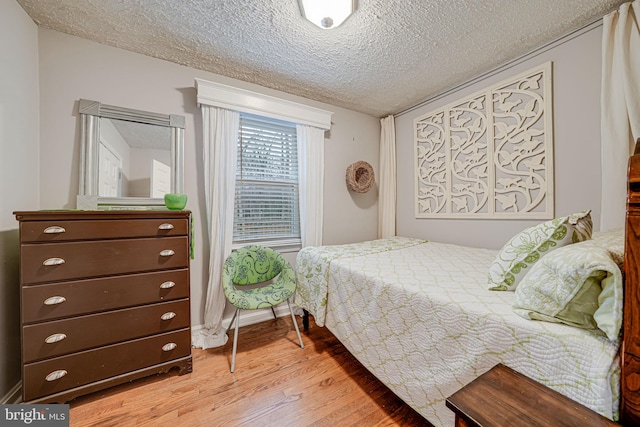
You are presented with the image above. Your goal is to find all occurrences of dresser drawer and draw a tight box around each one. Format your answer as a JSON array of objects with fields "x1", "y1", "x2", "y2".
[
  {"x1": 21, "y1": 237, "x2": 188, "y2": 284},
  {"x1": 23, "y1": 299, "x2": 190, "y2": 363},
  {"x1": 20, "y1": 218, "x2": 189, "y2": 242},
  {"x1": 22, "y1": 269, "x2": 189, "y2": 323},
  {"x1": 23, "y1": 328, "x2": 191, "y2": 402}
]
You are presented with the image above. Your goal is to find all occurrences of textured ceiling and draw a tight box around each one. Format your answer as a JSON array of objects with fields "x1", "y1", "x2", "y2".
[
  {"x1": 17, "y1": 0, "x2": 625, "y2": 117},
  {"x1": 108, "y1": 118, "x2": 171, "y2": 150}
]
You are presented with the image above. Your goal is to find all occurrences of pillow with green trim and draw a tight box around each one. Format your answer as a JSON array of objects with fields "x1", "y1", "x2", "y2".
[
  {"x1": 512, "y1": 239, "x2": 623, "y2": 341},
  {"x1": 488, "y1": 210, "x2": 592, "y2": 291}
]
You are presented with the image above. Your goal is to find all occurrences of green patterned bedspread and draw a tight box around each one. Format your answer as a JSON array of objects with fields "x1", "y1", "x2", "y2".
[
  {"x1": 295, "y1": 237, "x2": 621, "y2": 426},
  {"x1": 294, "y1": 236, "x2": 427, "y2": 327}
]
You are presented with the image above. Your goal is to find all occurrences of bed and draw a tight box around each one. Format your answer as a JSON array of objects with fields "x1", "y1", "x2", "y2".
[{"x1": 293, "y1": 147, "x2": 640, "y2": 426}]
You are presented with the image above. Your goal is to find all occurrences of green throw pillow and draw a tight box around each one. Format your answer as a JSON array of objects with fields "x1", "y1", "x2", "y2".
[
  {"x1": 488, "y1": 210, "x2": 592, "y2": 291},
  {"x1": 512, "y1": 239, "x2": 623, "y2": 340}
]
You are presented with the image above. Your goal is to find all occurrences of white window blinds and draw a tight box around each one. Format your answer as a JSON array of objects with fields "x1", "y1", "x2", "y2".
[{"x1": 234, "y1": 114, "x2": 300, "y2": 245}]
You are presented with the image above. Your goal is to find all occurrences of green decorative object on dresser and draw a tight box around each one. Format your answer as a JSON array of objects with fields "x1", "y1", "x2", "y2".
[{"x1": 164, "y1": 193, "x2": 187, "y2": 210}]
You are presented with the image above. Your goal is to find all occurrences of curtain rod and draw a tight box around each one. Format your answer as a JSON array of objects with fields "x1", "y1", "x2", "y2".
[{"x1": 394, "y1": 17, "x2": 603, "y2": 118}]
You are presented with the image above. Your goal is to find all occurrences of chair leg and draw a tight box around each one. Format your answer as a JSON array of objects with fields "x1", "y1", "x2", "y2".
[
  {"x1": 226, "y1": 308, "x2": 239, "y2": 335},
  {"x1": 288, "y1": 299, "x2": 304, "y2": 349},
  {"x1": 270, "y1": 306, "x2": 277, "y2": 320},
  {"x1": 230, "y1": 308, "x2": 240, "y2": 373}
]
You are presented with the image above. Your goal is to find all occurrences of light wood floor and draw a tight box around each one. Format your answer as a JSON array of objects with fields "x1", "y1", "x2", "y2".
[{"x1": 69, "y1": 316, "x2": 433, "y2": 426}]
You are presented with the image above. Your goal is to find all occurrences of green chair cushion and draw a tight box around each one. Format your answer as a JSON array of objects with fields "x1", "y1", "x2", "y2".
[{"x1": 222, "y1": 246, "x2": 297, "y2": 310}]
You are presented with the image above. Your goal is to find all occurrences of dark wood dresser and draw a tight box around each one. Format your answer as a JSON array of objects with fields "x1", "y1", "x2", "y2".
[{"x1": 14, "y1": 210, "x2": 193, "y2": 403}]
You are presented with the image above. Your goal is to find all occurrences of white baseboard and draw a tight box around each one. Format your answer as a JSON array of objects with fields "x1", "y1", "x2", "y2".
[
  {"x1": 1, "y1": 381, "x2": 22, "y2": 404},
  {"x1": 224, "y1": 304, "x2": 293, "y2": 330},
  {"x1": 191, "y1": 304, "x2": 293, "y2": 339}
]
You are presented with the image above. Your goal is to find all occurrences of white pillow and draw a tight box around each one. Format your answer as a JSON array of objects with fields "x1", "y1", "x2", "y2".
[
  {"x1": 591, "y1": 228, "x2": 624, "y2": 269},
  {"x1": 488, "y1": 210, "x2": 592, "y2": 291},
  {"x1": 512, "y1": 239, "x2": 623, "y2": 341}
]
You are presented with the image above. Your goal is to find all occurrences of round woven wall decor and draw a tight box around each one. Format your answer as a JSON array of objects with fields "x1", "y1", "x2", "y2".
[{"x1": 345, "y1": 161, "x2": 375, "y2": 193}]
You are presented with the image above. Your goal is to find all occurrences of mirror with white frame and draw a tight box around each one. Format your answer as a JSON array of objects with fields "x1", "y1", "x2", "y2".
[{"x1": 77, "y1": 99, "x2": 185, "y2": 209}]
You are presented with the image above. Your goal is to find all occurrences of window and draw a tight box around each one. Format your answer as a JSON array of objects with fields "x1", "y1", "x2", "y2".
[{"x1": 233, "y1": 114, "x2": 300, "y2": 247}]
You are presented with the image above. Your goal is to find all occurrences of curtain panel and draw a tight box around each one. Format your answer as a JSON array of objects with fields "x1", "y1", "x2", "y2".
[
  {"x1": 192, "y1": 106, "x2": 239, "y2": 349},
  {"x1": 297, "y1": 124, "x2": 325, "y2": 248},
  {"x1": 378, "y1": 115, "x2": 397, "y2": 238},
  {"x1": 601, "y1": 0, "x2": 640, "y2": 231}
]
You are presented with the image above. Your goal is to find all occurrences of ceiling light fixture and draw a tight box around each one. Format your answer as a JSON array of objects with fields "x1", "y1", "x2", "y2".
[{"x1": 298, "y1": 0, "x2": 357, "y2": 29}]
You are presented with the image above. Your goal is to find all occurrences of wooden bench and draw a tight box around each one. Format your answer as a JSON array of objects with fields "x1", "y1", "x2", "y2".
[{"x1": 446, "y1": 363, "x2": 619, "y2": 427}]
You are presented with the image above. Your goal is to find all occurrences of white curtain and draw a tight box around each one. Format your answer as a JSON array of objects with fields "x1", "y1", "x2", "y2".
[
  {"x1": 192, "y1": 106, "x2": 239, "y2": 349},
  {"x1": 378, "y1": 115, "x2": 397, "y2": 238},
  {"x1": 297, "y1": 124, "x2": 325, "y2": 247},
  {"x1": 601, "y1": 0, "x2": 640, "y2": 231}
]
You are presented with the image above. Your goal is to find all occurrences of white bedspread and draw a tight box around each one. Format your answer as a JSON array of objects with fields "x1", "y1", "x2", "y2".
[{"x1": 296, "y1": 238, "x2": 621, "y2": 426}]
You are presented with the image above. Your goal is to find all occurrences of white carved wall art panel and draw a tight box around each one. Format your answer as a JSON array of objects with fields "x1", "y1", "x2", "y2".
[{"x1": 414, "y1": 62, "x2": 553, "y2": 219}]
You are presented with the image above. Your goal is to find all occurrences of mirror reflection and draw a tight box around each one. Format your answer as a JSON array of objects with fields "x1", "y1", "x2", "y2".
[
  {"x1": 77, "y1": 99, "x2": 185, "y2": 209},
  {"x1": 98, "y1": 118, "x2": 172, "y2": 198}
]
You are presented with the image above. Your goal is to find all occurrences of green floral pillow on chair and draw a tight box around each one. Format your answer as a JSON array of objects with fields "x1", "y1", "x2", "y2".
[{"x1": 488, "y1": 210, "x2": 592, "y2": 291}]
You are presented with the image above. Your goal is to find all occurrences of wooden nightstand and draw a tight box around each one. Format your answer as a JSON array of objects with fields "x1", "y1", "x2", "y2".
[{"x1": 446, "y1": 363, "x2": 619, "y2": 427}]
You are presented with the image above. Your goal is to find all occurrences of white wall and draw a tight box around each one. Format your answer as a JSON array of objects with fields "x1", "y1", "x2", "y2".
[
  {"x1": 36, "y1": 28, "x2": 380, "y2": 330},
  {"x1": 395, "y1": 25, "x2": 604, "y2": 249},
  {"x1": 322, "y1": 109, "x2": 380, "y2": 245},
  {"x1": 99, "y1": 118, "x2": 131, "y2": 196},
  {"x1": 128, "y1": 148, "x2": 170, "y2": 197},
  {"x1": 0, "y1": 1, "x2": 40, "y2": 400}
]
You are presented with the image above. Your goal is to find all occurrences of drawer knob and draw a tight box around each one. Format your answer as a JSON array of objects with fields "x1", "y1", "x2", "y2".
[
  {"x1": 159, "y1": 249, "x2": 175, "y2": 257},
  {"x1": 45, "y1": 370, "x2": 67, "y2": 382},
  {"x1": 160, "y1": 281, "x2": 176, "y2": 289},
  {"x1": 162, "y1": 342, "x2": 177, "y2": 352},
  {"x1": 43, "y1": 257, "x2": 65, "y2": 266},
  {"x1": 44, "y1": 296, "x2": 66, "y2": 305},
  {"x1": 45, "y1": 333, "x2": 67, "y2": 344},
  {"x1": 158, "y1": 223, "x2": 174, "y2": 230},
  {"x1": 161, "y1": 312, "x2": 176, "y2": 321},
  {"x1": 43, "y1": 226, "x2": 66, "y2": 234}
]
